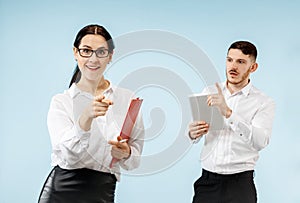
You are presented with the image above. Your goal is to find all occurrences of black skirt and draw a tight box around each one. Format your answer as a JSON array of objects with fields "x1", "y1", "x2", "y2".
[{"x1": 38, "y1": 166, "x2": 116, "y2": 203}]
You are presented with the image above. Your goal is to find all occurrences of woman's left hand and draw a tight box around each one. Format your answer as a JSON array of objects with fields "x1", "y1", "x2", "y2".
[{"x1": 108, "y1": 136, "x2": 131, "y2": 160}]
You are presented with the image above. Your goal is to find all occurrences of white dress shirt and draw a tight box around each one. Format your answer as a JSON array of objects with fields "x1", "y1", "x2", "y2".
[
  {"x1": 195, "y1": 82, "x2": 275, "y2": 174},
  {"x1": 47, "y1": 83, "x2": 144, "y2": 181}
]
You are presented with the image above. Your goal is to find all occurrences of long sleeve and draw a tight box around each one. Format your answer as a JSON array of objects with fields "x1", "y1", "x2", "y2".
[
  {"x1": 227, "y1": 97, "x2": 276, "y2": 151},
  {"x1": 200, "y1": 83, "x2": 276, "y2": 174},
  {"x1": 47, "y1": 95, "x2": 91, "y2": 167},
  {"x1": 48, "y1": 84, "x2": 145, "y2": 181}
]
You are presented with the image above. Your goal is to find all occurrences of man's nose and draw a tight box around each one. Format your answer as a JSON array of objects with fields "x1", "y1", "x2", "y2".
[{"x1": 231, "y1": 61, "x2": 239, "y2": 69}]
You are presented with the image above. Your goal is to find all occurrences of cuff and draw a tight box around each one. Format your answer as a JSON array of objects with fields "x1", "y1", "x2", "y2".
[
  {"x1": 226, "y1": 111, "x2": 252, "y2": 143},
  {"x1": 188, "y1": 131, "x2": 202, "y2": 144},
  {"x1": 119, "y1": 146, "x2": 140, "y2": 170}
]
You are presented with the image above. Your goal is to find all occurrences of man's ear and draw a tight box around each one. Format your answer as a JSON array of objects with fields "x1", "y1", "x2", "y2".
[{"x1": 250, "y1": 62, "x2": 258, "y2": 73}]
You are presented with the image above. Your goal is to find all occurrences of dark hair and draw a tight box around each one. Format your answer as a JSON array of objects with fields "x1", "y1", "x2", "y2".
[
  {"x1": 69, "y1": 24, "x2": 115, "y2": 87},
  {"x1": 228, "y1": 41, "x2": 257, "y2": 61}
]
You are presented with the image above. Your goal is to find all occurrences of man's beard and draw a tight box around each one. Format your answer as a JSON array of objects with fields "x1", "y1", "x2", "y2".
[{"x1": 226, "y1": 67, "x2": 251, "y2": 85}]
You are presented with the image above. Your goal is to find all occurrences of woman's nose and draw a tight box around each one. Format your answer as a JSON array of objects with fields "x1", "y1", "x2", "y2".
[{"x1": 88, "y1": 52, "x2": 98, "y2": 61}]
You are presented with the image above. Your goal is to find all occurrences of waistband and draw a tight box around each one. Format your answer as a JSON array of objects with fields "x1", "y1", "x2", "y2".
[
  {"x1": 55, "y1": 165, "x2": 117, "y2": 182},
  {"x1": 202, "y1": 169, "x2": 254, "y2": 179}
]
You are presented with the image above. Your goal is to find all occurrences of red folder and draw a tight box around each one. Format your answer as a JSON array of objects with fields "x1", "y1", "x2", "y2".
[{"x1": 109, "y1": 98, "x2": 143, "y2": 168}]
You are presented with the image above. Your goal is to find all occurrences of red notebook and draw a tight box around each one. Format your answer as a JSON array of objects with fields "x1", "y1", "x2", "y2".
[{"x1": 109, "y1": 98, "x2": 143, "y2": 168}]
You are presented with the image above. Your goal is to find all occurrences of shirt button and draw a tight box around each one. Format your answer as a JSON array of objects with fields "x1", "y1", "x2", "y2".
[
  {"x1": 240, "y1": 134, "x2": 243, "y2": 136},
  {"x1": 230, "y1": 122, "x2": 233, "y2": 124}
]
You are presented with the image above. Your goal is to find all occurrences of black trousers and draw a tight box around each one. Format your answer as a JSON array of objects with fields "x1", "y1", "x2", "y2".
[
  {"x1": 38, "y1": 166, "x2": 116, "y2": 203},
  {"x1": 192, "y1": 169, "x2": 257, "y2": 203}
]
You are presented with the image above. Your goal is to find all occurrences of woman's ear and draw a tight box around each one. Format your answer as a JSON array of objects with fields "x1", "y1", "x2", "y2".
[
  {"x1": 108, "y1": 50, "x2": 114, "y2": 63},
  {"x1": 73, "y1": 47, "x2": 78, "y2": 61}
]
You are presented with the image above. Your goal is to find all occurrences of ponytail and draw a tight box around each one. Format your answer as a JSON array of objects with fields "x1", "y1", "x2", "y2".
[{"x1": 69, "y1": 65, "x2": 81, "y2": 88}]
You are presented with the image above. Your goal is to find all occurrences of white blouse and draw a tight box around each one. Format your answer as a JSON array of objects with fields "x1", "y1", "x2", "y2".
[{"x1": 47, "y1": 83, "x2": 144, "y2": 181}]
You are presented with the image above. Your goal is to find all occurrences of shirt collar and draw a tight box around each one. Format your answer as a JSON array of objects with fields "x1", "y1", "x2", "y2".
[
  {"x1": 68, "y1": 83, "x2": 81, "y2": 99},
  {"x1": 224, "y1": 80, "x2": 253, "y2": 97},
  {"x1": 240, "y1": 81, "x2": 252, "y2": 96},
  {"x1": 68, "y1": 82, "x2": 115, "y2": 99}
]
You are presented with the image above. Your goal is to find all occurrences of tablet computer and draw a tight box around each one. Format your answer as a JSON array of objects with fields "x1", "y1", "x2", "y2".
[{"x1": 188, "y1": 94, "x2": 224, "y2": 131}]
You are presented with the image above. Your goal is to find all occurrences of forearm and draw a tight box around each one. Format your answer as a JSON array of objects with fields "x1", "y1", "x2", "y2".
[
  {"x1": 48, "y1": 105, "x2": 91, "y2": 166},
  {"x1": 227, "y1": 104, "x2": 275, "y2": 151},
  {"x1": 119, "y1": 144, "x2": 142, "y2": 170},
  {"x1": 79, "y1": 114, "x2": 93, "y2": 131}
]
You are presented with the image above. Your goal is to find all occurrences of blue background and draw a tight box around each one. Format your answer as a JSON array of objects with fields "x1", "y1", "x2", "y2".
[{"x1": 0, "y1": 0, "x2": 299, "y2": 202}]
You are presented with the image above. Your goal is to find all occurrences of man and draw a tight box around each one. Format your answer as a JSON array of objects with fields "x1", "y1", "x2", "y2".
[{"x1": 189, "y1": 41, "x2": 275, "y2": 203}]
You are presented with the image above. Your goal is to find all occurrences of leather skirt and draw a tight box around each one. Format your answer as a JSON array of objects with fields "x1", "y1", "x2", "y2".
[{"x1": 38, "y1": 166, "x2": 116, "y2": 203}]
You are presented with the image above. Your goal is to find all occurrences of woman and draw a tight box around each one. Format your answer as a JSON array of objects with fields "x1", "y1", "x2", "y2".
[{"x1": 38, "y1": 24, "x2": 144, "y2": 203}]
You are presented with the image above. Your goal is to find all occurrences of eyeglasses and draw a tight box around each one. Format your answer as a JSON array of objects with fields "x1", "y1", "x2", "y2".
[{"x1": 78, "y1": 48, "x2": 110, "y2": 58}]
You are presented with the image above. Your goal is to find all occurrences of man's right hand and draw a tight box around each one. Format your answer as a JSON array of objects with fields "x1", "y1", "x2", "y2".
[{"x1": 188, "y1": 121, "x2": 210, "y2": 140}]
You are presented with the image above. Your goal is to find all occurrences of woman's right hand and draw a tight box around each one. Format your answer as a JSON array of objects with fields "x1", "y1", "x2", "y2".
[
  {"x1": 188, "y1": 121, "x2": 209, "y2": 140},
  {"x1": 79, "y1": 95, "x2": 113, "y2": 131},
  {"x1": 87, "y1": 95, "x2": 113, "y2": 118}
]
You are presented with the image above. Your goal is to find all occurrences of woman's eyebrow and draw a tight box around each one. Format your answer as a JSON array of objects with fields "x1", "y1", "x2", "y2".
[
  {"x1": 81, "y1": 45, "x2": 107, "y2": 49},
  {"x1": 80, "y1": 45, "x2": 93, "y2": 49}
]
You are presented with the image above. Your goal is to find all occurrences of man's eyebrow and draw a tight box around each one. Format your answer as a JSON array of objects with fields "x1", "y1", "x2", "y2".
[{"x1": 226, "y1": 56, "x2": 247, "y2": 61}]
